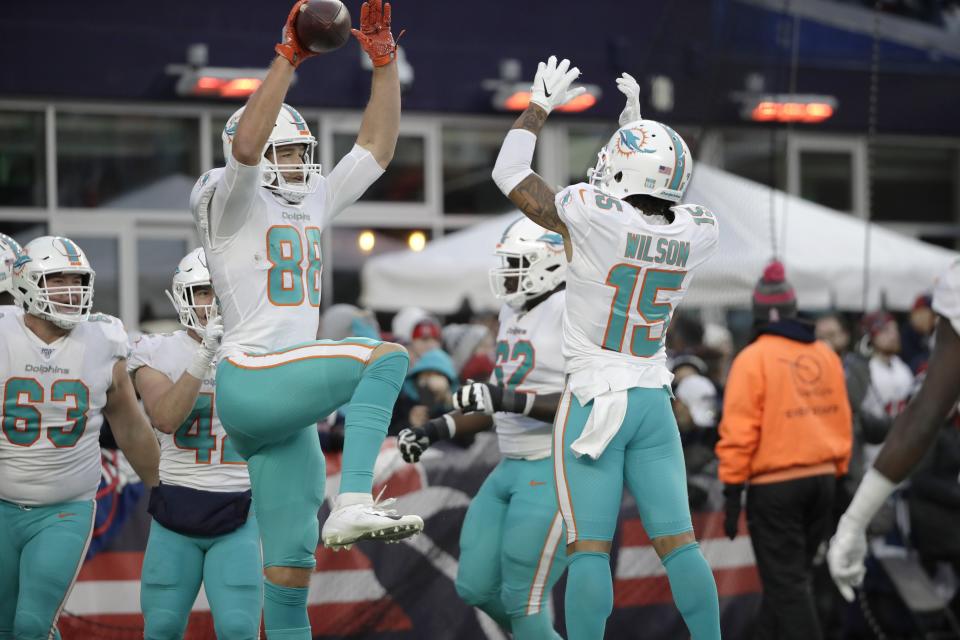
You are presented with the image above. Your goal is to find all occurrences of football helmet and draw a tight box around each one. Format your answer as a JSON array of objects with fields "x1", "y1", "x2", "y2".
[
  {"x1": 0, "y1": 233, "x2": 24, "y2": 297},
  {"x1": 222, "y1": 103, "x2": 322, "y2": 204},
  {"x1": 489, "y1": 218, "x2": 567, "y2": 310},
  {"x1": 165, "y1": 248, "x2": 218, "y2": 334},
  {"x1": 14, "y1": 236, "x2": 95, "y2": 329},
  {"x1": 589, "y1": 119, "x2": 693, "y2": 203}
]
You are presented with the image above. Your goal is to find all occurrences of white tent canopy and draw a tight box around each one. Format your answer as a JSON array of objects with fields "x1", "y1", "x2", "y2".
[{"x1": 361, "y1": 165, "x2": 957, "y2": 313}]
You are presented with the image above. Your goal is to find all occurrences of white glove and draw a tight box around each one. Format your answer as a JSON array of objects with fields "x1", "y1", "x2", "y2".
[
  {"x1": 826, "y1": 514, "x2": 868, "y2": 602},
  {"x1": 453, "y1": 382, "x2": 495, "y2": 415},
  {"x1": 617, "y1": 72, "x2": 642, "y2": 126},
  {"x1": 187, "y1": 315, "x2": 223, "y2": 379},
  {"x1": 529, "y1": 55, "x2": 586, "y2": 115}
]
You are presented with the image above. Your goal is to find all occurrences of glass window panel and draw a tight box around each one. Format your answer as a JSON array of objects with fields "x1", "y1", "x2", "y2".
[
  {"x1": 57, "y1": 114, "x2": 200, "y2": 209},
  {"x1": 0, "y1": 112, "x2": 46, "y2": 207},
  {"x1": 568, "y1": 125, "x2": 612, "y2": 186},
  {"x1": 333, "y1": 133, "x2": 425, "y2": 203},
  {"x1": 799, "y1": 151, "x2": 853, "y2": 212},
  {"x1": 329, "y1": 227, "x2": 431, "y2": 305},
  {"x1": 137, "y1": 237, "x2": 189, "y2": 326},
  {"x1": 67, "y1": 237, "x2": 119, "y2": 317},
  {"x1": 443, "y1": 127, "x2": 519, "y2": 214},
  {"x1": 872, "y1": 146, "x2": 956, "y2": 223},
  {"x1": 721, "y1": 130, "x2": 786, "y2": 189}
]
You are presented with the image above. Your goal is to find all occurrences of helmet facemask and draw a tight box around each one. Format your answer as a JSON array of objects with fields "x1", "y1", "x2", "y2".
[
  {"x1": 489, "y1": 247, "x2": 565, "y2": 311},
  {"x1": 261, "y1": 141, "x2": 322, "y2": 204},
  {"x1": 23, "y1": 270, "x2": 94, "y2": 330},
  {"x1": 165, "y1": 281, "x2": 218, "y2": 335}
]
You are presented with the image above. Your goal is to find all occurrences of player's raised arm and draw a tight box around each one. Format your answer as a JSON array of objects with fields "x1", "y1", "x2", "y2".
[
  {"x1": 492, "y1": 56, "x2": 585, "y2": 240},
  {"x1": 231, "y1": 2, "x2": 312, "y2": 166},
  {"x1": 353, "y1": 0, "x2": 403, "y2": 168},
  {"x1": 104, "y1": 359, "x2": 161, "y2": 486}
]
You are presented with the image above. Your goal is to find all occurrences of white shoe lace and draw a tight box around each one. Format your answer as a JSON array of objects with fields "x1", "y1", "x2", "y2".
[{"x1": 365, "y1": 486, "x2": 400, "y2": 518}]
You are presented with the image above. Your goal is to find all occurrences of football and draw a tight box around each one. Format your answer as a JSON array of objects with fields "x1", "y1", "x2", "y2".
[{"x1": 295, "y1": 0, "x2": 352, "y2": 54}]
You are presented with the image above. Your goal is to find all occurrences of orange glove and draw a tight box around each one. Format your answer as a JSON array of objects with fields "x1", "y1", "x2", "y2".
[
  {"x1": 351, "y1": 0, "x2": 405, "y2": 68},
  {"x1": 275, "y1": 0, "x2": 317, "y2": 68}
]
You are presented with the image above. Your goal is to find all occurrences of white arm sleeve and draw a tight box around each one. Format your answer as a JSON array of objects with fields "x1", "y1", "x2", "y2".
[
  {"x1": 208, "y1": 153, "x2": 262, "y2": 245},
  {"x1": 322, "y1": 145, "x2": 385, "y2": 226},
  {"x1": 492, "y1": 129, "x2": 536, "y2": 196}
]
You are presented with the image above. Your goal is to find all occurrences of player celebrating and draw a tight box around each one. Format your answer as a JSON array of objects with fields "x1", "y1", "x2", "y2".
[
  {"x1": 0, "y1": 235, "x2": 160, "y2": 640},
  {"x1": 189, "y1": 1, "x2": 422, "y2": 637},
  {"x1": 489, "y1": 59, "x2": 721, "y2": 639},
  {"x1": 398, "y1": 218, "x2": 568, "y2": 639},
  {"x1": 828, "y1": 261, "x2": 960, "y2": 601},
  {"x1": 128, "y1": 248, "x2": 261, "y2": 640}
]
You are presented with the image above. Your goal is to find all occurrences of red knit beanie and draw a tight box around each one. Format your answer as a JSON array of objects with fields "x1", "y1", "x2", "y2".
[{"x1": 752, "y1": 261, "x2": 797, "y2": 322}]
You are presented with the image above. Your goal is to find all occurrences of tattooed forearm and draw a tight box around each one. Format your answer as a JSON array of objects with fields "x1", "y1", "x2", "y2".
[
  {"x1": 509, "y1": 174, "x2": 564, "y2": 234},
  {"x1": 511, "y1": 104, "x2": 549, "y2": 134}
]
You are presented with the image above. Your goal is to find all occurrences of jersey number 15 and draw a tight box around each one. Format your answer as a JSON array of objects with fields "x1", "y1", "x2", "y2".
[{"x1": 602, "y1": 266, "x2": 686, "y2": 357}]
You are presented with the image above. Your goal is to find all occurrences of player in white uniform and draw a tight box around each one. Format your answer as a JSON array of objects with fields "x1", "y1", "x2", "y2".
[
  {"x1": 0, "y1": 236, "x2": 159, "y2": 640},
  {"x1": 128, "y1": 248, "x2": 261, "y2": 640},
  {"x1": 488, "y1": 59, "x2": 721, "y2": 639},
  {"x1": 190, "y1": 2, "x2": 421, "y2": 638},
  {"x1": 398, "y1": 218, "x2": 568, "y2": 639},
  {"x1": 829, "y1": 260, "x2": 960, "y2": 600}
]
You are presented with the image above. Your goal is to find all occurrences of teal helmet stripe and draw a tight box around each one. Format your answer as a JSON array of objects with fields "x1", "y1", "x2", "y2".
[
  {"x1": 500, "y1": 217, "x2": 525, "y2": 243},
  {"x1": 59, "y1": 238, "x2": 82, "y2": 265},
  {"x1": 662, "y1": 125, "x2": 686, "y2": 191},
  {"x1": 281, "y1": 104, "x2": 309, "y2": 133}
]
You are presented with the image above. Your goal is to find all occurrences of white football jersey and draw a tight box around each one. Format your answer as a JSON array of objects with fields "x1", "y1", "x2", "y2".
[
  {"x1": 192, "y1": 147, "x2": 383, "y2": 359},
  {"x1": 0, "y1": 309, "x2": 128, "y2": 506},
  {"x1": 555, "y1": 183, "x2": 719, "y2": 396},
  {"x1": 491, "y1": 291, "x2": 566, "y2": 459},
  {"x1": 932, "y1": 259, "x2": 960, "y2": 336},
  {"x1": 128, "y1": 331, "x2": 249, "y2": 493}
]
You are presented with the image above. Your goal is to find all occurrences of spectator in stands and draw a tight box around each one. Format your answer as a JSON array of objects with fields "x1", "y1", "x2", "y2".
[
  {"x1": 671, "y1": 354, "x2": 719, "y2": 509},
  {"x1": 392, "y1": 347, "x2": 458, "y2": 434},
  {"x1": 717, "y1": 261, "x2": 852, "y2": 640},
  {"x1": 409, "y1": 317, "x2": 444, "y2": 362},
  {"x1": 816, "y1": 313, "x2": 876, "y2": 505},
  {"x1": 442, "y1": 323, "x2": 495, "y2": 383},
  {"x1": 320, "y1": 303, "x2": 381, "y2": 341},
  {"x1": 901, "y1": 294, "x2": 935, "y2": 372}
]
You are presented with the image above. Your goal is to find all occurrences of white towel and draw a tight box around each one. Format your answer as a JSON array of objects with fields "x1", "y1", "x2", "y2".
[{"x1": 570, "y1": 389, "x2": 630, "y2": 460}]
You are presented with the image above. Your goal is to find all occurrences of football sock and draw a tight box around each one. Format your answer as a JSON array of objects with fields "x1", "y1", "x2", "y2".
[
  {"x1": 662, "y1": 542, "x2": 721, "y2": 640},
  {"x1": 564, "y1": 552, "x2": 613, "y2": 640},
  {"x1": 340, "y1": 351, "x2": 409, "y2": 494},
  {"x1": 263, "y1": 580, "x2": 310, "y2": 640}
]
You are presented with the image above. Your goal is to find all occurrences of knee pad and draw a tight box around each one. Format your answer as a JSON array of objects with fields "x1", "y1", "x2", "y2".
[
  {"x1": 144, "y1": 609, "x2": 189, "y2": 640},
  {"x1": 455, "y1": 576, "x2": 498, "y2": 608},
  {"x1": 213, "y1": 610, "x2": 260, "y2": 640}
]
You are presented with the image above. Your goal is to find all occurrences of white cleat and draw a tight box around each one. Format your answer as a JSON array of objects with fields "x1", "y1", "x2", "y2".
[{"x1": 321, "y1": 495, "x2": 424, "y2": 550}]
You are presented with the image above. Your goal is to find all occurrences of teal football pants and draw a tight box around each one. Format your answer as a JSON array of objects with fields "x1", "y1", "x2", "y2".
[
  {"x1": 0, "y1": 498, "x2": 95, "y2": 640},
  {"x1": 215, "y1": 338, "x2": 408, "y2": 569},
  {"x1": 553, "y1": 386, "x2": 720, "y2": 640},
  {"x1": 140, "y1": 514, "x2": 262, "y2": 640},
  {"x1": 456, "y1": 456, "x2": 566, "y2": 640}
]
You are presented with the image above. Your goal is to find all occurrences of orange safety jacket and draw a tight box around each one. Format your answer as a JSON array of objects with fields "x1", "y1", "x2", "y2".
[{"x1": 717, "y1": 330, "x2": 853, "y2": 486}]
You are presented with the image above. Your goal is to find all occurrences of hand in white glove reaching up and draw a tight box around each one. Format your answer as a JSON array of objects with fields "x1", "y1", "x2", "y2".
[
  {"x1": 187, "y1": 315, "x2": 223, "y2": 379},
  {"x1": 617, "y1": 72, "x2": 642, "y2": 126},
  {"x1": 529, "y1": 55, "x2": 586, "y2": 115}
]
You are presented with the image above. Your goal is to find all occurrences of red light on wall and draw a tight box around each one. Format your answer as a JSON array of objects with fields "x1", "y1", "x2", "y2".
[
  {"x1": 502, "y1": 90, "x2": 598, "y2": 113},
  {"x1": 751, "y1": 101, "x2": 834, "y2": 123},
  {"x1": 190, "y1": 76, "x2": 262, "y2": 98}
]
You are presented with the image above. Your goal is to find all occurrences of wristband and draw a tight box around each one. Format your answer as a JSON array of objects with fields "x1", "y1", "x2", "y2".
[
  {"x1": 501, "y1": 389, "x2": 535, "y2": 416},
  {"x1": 424, "y1": 415, "x2": 456, "y2": 443}
]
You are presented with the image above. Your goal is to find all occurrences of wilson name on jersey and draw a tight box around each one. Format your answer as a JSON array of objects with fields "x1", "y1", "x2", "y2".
[
  {"x1": 555, "y1": 183, "x2": 719, "y2": 381},
  {"x1": 128, "y1": 331, "x2": 249, "y2": 493},
  {"x1": 492, "y1": 291, "x2": 566, "y2": 459},
  {"x1": 0, "y1": 309, "x2": 127, "y2": 506}
]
